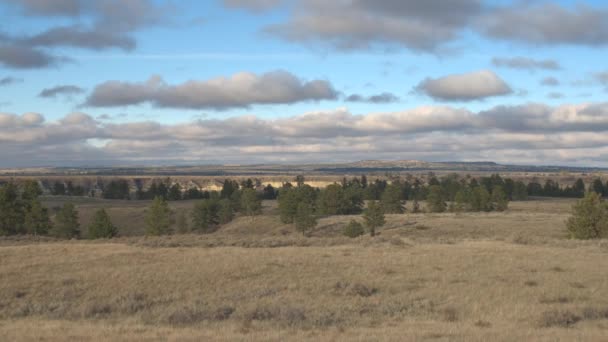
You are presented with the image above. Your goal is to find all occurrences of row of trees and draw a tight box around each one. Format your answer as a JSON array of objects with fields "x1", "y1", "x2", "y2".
[{"x1": 0, "y1": 181, "x2": 117, "y2": 239}]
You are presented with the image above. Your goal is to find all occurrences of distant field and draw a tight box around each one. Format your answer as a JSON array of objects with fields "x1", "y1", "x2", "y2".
[{"x1": 2, "y1": 198, "x2": 608, "y2": 341}]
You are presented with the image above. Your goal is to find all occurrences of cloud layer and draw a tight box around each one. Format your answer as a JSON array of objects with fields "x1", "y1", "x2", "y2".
[
  {"x1": 3, "y1": 102, "x2": 608, "y2": 167},
  {"x1": 85, "y1": 71, "x2": 338, "y2": 109}
]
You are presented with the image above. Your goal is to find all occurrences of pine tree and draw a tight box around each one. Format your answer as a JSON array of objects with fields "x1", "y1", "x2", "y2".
[
  {"x1": 453, "y1": 190, "x2": 468, "y2": 212},
  {"x1": 491, "y1": 186, "x2": 509, "y2": 211},
  {"x1": 278, "y1": 187, "x2": 298, "y2": 223},
  {"x1": 52, "y1": 202, "x2": 80, "y2": 239},
  {"x1": 192, "y1": 199, "x2": 219, "y2": 233},
  {"x1": 317, "y1": 184, "x2": 343, "y2": 215},
  {"x1": 241, "y1": 188, "x2": 261, "y2": 219},
  {"x1": 218, "y1": 198, "x2": 234, "y2": 224},
  {"x1": 146, "y1": 196, "x2": 171, "y2": 236},
  {"x1": 470, "y1": 186, "x2": 491, "y2": 212},
  {"x1": 295, "y1": 202, "x2": 316, "y2": 236},
  {"x1": 363, "y1": 200, "x2": 385, "y2": 237},
  {"x1": 567, "y1": 192, "x2": 608, "y2": 239},
  {"x1": 0, "y1": 182, "x2": 24, "y2": 235},
  {"x1": 167, "y1": 184, "x2": 182, "y2": 201},
  {"x1": 426, "y1": 185, "x2": 446, "y2": 213},
  {"x1": 512, "y1": 181, "x2": 529, "y2": 201},
  {"x1": 381, "y1": 184, "x2": 404, "y2": 214},
  {"x1": 88, "y1": 208, "x2": 118, "y2": 239},
  {"x1": 24, "y1": 199, "x2": 51, "y2": 236}
]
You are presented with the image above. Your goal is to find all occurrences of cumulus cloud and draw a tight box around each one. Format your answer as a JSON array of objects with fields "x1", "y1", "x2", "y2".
[
  {"x1": 38, "y1": 85, "x2": 85, "y2": 98},
  {"x1": 0, "y1": 0, "x2": 172, "y2": 69},
  {"x1": 492, "y1": 57, "x2": 561, "y2": 71},
  {"x1": 85, "y1": 71, "x2": 338, "y2": 109},
  {"x1": 4, "y1": 102, "x2": 608, "y2": 166},
  {"x1": 264, "y1": 0, "x2": 483, "y2": 52},
  {"x1": 479, "y1": 3, "x2": 608, "y2": 46},
  {"x1": 0, "y1": 44, "x2": 69, "y2": 69},
  {"x1": 414, "y1": 70, "x2": 512, "y2": 101},
  {"x1": 345, "y1": 92, "x2": 399, "y2": 104}
]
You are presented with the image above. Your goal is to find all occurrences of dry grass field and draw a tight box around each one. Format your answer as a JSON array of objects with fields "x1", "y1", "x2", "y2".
[{"x1": 1, "y1": 199, "x2": 608, "y2": 341}]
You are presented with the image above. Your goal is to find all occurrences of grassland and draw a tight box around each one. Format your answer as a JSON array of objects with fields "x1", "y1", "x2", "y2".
[{"x1": 1, "y1": 198, "x2": 608, "y2": 341}]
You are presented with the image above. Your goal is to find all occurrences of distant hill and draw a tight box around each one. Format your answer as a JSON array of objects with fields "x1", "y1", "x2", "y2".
[{"x1": 1, "y1": 160, "x2": 607, "y2": 176}]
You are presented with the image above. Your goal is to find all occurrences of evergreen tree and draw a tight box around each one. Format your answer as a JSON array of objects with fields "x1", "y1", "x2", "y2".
[
  {"x1": 295, "y1": 202, "x2": 316, "y2": 236},
  {"x1": 278, "y1": 187, "x2": 299, "y2": 223},
  {"x1": 22, "y1": 180, "x2": 42, "y2": 201},
  {"x1": 426, "y1": 185, "x2": 446, "y2": 213},
  {"x1": 591, "y1": 178, "x2": 605, "y2": 196},
  {"x1": 263, "y1": 184, "x2": 277, "y2": 200},
  {"x1": 363, "y1": 200, "x2": 385, "y2": 237},
  {"x1": 342, "y1": 185, "x2": 364, "y2": 214},
  {"x1": 512, "y1": 181, "x2": 529, "y2": 201},
  {"x1": 452, "y1": 190, "x2": 468, "y2": 212},
  {"x1": 573, "y1": 179, "x2": 586, "y2": 198},
  {"x1": 88, "y1": 208, "x2": 118, "y2": 239},
  {"x1": 220, "y1": 179, "x2": 239, "y2": 199},
  {"x1": 381, "y1": 184, "x2": 404, "y2": 214},
  {"x1": 52, "y1": 181, "x2": 66, "y2": 196},
  {"x1": 145, "y1": 196, "x2": 171, "y2": 236},
  {"x1": 52, "y1": 202, "x2": 80, "y2": 239},
  {"x1": 192, "y1": 199, "x2": 219, "y2": 233},
  {"x1": 491, "y1": 185, "x2": 509, "y2": 211},
  {"x1": 218, "y1": 198, "x2": 234, "y2": 224},
  {"x1": 241, "y1": 188, "x2": 262, "y2": 219},
  {"x1": 295, "y1": 175, "x2": 305, "y2": 187},
  {"x1": 317, "y1": 184, "x2": 343, "y2": 215},
  {"x1": 470, "y1": 186, "x2": 491, "y2": 212},
  {"x1": 567, "y1": 192, "x2": 608, "y2": 239},
  {"x1": 0, "y1": 183, "x2": 24, "y2": 235},
  {"x1": 24, "y1": 199, "x2": 51, "y2": 236},
  {"x1": 167, "y1": 184, "x2": 182, "y2": 201}
]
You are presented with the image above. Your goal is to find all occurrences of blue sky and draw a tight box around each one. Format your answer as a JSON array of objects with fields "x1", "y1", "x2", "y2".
[{"x1": 1, "y1": 0, "x2": 608, "y2": 167}]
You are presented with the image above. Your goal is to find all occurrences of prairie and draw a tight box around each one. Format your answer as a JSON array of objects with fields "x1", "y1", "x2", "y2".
[{"x1": 1, "y1": 199, "x2": 608, "y2": 341}]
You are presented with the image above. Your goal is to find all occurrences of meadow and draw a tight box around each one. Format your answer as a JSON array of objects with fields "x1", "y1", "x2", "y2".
[{"x1": 1, "y1": 197, "x2": 608, "y2": 341}]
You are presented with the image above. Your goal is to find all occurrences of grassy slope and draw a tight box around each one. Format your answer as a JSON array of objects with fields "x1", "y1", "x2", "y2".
[{"x1": 1, "y1": 199, "x2": 608, "y2": 341}]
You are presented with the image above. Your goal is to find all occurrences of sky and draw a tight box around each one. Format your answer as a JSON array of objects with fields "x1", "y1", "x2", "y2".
[{"x1": 1, "y1": 0, "x2": 608, "y2": 167}]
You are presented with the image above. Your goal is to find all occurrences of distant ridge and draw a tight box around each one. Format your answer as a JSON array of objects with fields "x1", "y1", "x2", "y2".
[{"x1": 1, "y1": 160, "x2": 607, "y2": 176}]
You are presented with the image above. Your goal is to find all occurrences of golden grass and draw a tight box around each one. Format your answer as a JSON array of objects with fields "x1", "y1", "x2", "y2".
[{"x1": 2, "y1": 199, "x2": 608, "y2": 341}]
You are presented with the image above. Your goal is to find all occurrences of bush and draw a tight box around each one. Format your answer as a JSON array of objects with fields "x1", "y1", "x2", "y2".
[
  {"x1": 566, "y1": 192, "x2": 608, "y2": 239},
  {"x1": 88, "y1": 208, "x2": 118, "y2": 239},
  {"x1": 343, "y1": 220, "x2": 365, "y2": 238}
]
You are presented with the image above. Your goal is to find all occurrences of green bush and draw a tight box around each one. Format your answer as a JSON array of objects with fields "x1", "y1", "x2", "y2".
[
  {"x1": 343, "y1": 220, "x2": 365, "y2": 238},
  {"x1": 566, "y1": 192, "x2": 608, "y2": 239},
  {"x1": 88, "y1": 209, "x2": 118, "y2": 239}
]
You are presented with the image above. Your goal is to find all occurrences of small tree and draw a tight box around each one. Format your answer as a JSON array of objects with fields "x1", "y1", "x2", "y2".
[
  {"x1": 52, "y1": 202, "x2": 80, "y2": 239},
  {"x1": 88, "y1": 208, "x2": 118, "y2": 239},
  {"x1": 167, "y1": 184, "x2": 182, "y2": 201},
  {"x1": 192, "y1": 199, "x2": 219, "y2": 233},
  {"x1": 295, "y1": 202, "x2": 317, "y2": 236},
  {"x1": 363, "y1": 200, "x2": 385, "y2": 237},
  {"x1": 452, "y1": 190, "x2": 467, "y2": 212},
  {"x1": 491, "y1": 186, "x2": 509, "y2": 211},
  {"x1": 426, "y1": 185, "x2": 446, "y2": 213},
  {"x1": 218, "y1": 198, "x2": 234, "y2": 224},
  {"x1": 241, "y1": 188, "x2": 262, "y2": 219},
  {"x1": 343, "y1": 220, "x2": 365, "y2": 238},
  {"x1": 381, "y1": 184, "x2": 405, "y2": 214},
  {"x1": 24, "y1": 199, "x2": 51, "y2": 236},
  {"x1": 146, "y1": 196, "x2": 171, "y2": 236},
  {"x1": 566, "y1": 192, "x2": 608, "y2": 239}
]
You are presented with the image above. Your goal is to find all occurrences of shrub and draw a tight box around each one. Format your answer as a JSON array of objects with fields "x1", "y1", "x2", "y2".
[
  {"x1": 539, "y1": 310, "x2": 581, "y2": 328},
  {"x1": 566, "y1": 192, "x2": 608, "y2": 239},
  {"x1": 88, "y1": 208, "x2": 118, "y2": 239},
  {"x1": 145, "y1": 196, "x2": 171, "y2": 236},
  {"x1": 343, "y1": 220, "x2": 365, "y2": 238}
]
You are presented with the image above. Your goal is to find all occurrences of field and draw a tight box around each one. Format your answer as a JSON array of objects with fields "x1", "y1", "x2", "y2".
[{"x1": 1, "y1": 198, "x2": 608, "y2": 341}]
